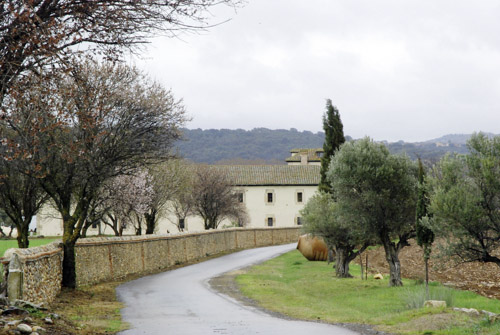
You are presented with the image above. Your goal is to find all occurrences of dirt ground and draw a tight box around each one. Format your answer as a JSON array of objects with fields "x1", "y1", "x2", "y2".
[{"x1": 359, "y1": 239, "x2": 500, "y2": 299}]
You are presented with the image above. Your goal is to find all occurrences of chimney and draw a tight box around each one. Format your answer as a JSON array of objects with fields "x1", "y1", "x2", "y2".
[{"x1": 300, "y1": 152, "x2": 308, "y2": 165}]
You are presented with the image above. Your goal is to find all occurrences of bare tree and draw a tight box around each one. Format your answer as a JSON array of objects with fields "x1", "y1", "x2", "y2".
[
  {"x1": 1, "y1": 60, "x2": 186, "y2": 288},
  {"x1": 144, "y1": 160, "x2": 190, "y2": 234},
  {"x1": 166, "y1": 161, "x2": 197, "y2": 232},
  {"x1": 192, "y1": 165, "x2": 247, "y2": 230},
  {"x1": 0, "y1": 0, "x2": 243, "y2": 100},
  {"x1": 0, "y1": 154, "x2": 48, "y2": 247},
  {"x1": 95, "y1": 170, "x2": 154, "y2": 236}
]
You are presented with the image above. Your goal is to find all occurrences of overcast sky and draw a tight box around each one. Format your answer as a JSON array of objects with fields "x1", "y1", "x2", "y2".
[{"x1": 132, "y1": 0, "x2": 500, "y2": 142}]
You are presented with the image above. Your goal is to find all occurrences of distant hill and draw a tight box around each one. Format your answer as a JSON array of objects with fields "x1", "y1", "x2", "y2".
[
  {"x1": 175, "y1": 128, "x2": 328, "y2": 164},
  {"x1": 175, "y1": 128, "x2": 495, "y2": 164},
  {"x1": 424, "y1": 132, "x2": 497, "y2": 145}
]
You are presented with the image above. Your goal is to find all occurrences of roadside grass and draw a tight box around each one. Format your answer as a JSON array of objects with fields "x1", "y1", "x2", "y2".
[
  {"x1": 48, "y1": 282, "x2": 128, "y2": 335},
  {"x1": 236, "y1": 250, "x2": 500, "y2": 335}
]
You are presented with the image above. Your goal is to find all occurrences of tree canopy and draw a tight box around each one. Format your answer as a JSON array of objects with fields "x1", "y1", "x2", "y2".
[
  {"x1": 301, "y1": 192, "x2": 370, "y2": 277},
  {"x1": 328, "y1": 138, "x2": 418, "y2": 286},
  {"x1": 1, "y1": 60, "x2": 186, "y2": 287},
  {"x1": 319, "y1": 99, "x2": 345, "y2": 194},
  {"x1": 430, "y1": 133, "x2": 500, "y2": 266},
  {"x1": 0, "y1": 0, "x2": 242, "y2": 99}
]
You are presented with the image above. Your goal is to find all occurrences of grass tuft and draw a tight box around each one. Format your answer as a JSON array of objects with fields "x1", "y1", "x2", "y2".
[{"x1": 403, "y1": 284, "x2": 456, "y2": 310}]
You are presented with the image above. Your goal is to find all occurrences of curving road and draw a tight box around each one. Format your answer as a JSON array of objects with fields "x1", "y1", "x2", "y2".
[{"x1": 117, "y1": 243, "x2": 358, "y2": 335}]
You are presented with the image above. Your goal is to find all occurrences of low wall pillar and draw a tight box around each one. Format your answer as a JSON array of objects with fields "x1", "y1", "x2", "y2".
[{"x1": 7, "y1": 254, "x2": 23, "y2": 303}]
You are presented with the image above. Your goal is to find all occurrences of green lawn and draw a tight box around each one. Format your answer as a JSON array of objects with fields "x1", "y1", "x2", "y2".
[
  {"x1": 236, "y1": 250, "x2": 500, "y2": 335},
  {"x1": 0, "y1": 237, "x2": 60, "y2": 257}
]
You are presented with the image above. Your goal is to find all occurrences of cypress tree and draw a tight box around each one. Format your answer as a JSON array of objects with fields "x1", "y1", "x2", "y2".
[
  {"x1": 319, "y1": 99, "x2": 345, "y2": 194},
  {"x1": 415, "y1": 158, "x2": 434, "y2": 296}
]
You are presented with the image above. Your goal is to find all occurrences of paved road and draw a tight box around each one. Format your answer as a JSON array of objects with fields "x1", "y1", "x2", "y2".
[{"x1": 117, "y1": 243, "x2": 358, "y2": 335}]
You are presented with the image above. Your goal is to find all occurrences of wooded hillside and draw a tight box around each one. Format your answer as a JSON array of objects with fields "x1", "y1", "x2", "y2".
[{"x1": 175, "y1": 128, "x2": 486, "y2": 164}]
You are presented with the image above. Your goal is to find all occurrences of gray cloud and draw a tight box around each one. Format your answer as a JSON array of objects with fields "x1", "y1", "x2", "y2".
[{"x1": 133, "y1": 0, "x2": 500, "y2": 142}]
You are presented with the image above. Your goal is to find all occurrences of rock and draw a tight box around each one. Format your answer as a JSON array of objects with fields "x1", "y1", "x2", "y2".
[
  {"x1": 481, "y1": 310, "x2": 496, "y2": 319},
  {"x1": 43, "y1": 317, "x2": 53, "y2": 325},
  {"x1": 453, "y1": 307, "x2": 480, "y2": 316},
  {"x1": 16, "y1": 324, "x2": 32, "y2": 334},
  {"x1": 490, "y1": 314, "x2": 500, "y2": 323},
  {"x1": 22, "y1": 317, "x2": 33, "y2": 323},
  {"x1": 373, "y1": 273, "x2": 383, "y2": 280},
  {"x1": 6, "y1": 320, "x2": 21, "y2": 328},
  {"x1": 424, "y1": 300, "x2": 447, "y2": 308},
  {"x1": 32, "y1": 325, "x2": 46, "y2": 333},
  {"x1": 32, "y1": 332, "x2": 40, "y2": 335},
  {"x1": 49, "y1": 313, "x2": 60, "y2": 320}
]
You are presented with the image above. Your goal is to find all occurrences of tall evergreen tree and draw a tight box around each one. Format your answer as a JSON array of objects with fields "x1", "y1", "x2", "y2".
[
  {"x1": 319, "y1": 99, "x2": 345, "y2": 194},
  {"x1": 415, "y1": 158, "x2": 434, "y2": 296}
]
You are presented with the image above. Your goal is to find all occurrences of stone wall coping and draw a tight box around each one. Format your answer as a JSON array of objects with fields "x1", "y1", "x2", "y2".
[
  {"x1": 1, "y1": 242, "x2": 63, "y2": 263},
  {"x1": 76, "y1": 227, "x2": 299, "y2": 246}
]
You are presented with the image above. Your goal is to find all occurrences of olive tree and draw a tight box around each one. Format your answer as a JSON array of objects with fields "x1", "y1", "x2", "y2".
[
  {"x1": 328, "y1": 138, "x2": 418, "y2": 286},
  {"x1": 430, "y1": 133, "x2": 500, "y2": 266},
  {"x1": 301, "y1": 192, "x2": 371, "y2": 277}
]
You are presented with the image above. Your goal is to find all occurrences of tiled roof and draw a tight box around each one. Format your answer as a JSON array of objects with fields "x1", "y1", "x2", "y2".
[
  {"x1": 213, "y1": 165, "x2": 320, "y2": 186},
  {"x1": 285, "y1": 148, "x2": 323, "y2": 162}
]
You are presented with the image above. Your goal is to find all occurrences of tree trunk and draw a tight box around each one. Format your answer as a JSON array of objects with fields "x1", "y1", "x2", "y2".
[
  {"x1": 103, "y1": 215, "x2": 120, "y2": 236},
  {"x1": 62, "y1": 240, "x2": 77, "y2": 288},
  {"x1": 424, "y1": 246, "x2": 430, "y2": 299},
  {"x1": 382, "y1": 241, "x2": 403, "y2": 286},
  {"x1": 81, "y1": 223, "x2": 89, "y2": 238},
  {"x1": 145, "y1": 211, "x2": 156, "y2": 235},
  {"x1": 16, "y1": 221, "x2": 30, "y2": 248},
  {"x1": 328, "y1": 248, "x2": 334, "y2": 264},
  {"x1": 360, "y1": 253, "x2": 364, "y2": 280},
  {"x1": 334, "y1": 247, "x2": 353, "y2": 278}
]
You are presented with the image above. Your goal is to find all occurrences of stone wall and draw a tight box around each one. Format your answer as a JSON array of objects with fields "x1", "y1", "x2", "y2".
[
  {"x1": 1, "y1": 227, "x2": 300, "y2": 305},
  {"x1": 75, "y1": 227, "x2": 301, "y2": 286},
  {"x1": 1, "y1": 242, "x2": 63, "y2": 305}
]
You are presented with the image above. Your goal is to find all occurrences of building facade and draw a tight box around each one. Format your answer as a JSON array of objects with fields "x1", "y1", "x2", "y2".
[{"x1": 36, "y1": 149, "x2": 321, "y2": 235}]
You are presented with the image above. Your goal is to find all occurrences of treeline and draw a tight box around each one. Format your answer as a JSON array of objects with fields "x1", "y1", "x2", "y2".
[
  {"x1": 175, "y1": 128, "x2": 475, "y2": 164},
  {"x1": 175, "y1": 128, "x2": 326, "y2": 164}
]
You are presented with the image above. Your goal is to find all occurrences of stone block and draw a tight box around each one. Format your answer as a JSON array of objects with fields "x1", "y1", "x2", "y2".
[{"x1": 424, "y1": 300, "x2": 447, "y2": 308}]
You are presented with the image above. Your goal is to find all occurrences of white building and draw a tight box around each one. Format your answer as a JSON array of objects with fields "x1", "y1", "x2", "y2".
[{"x1": 37, "y1": 149, "x2": 321, "y2": 235}]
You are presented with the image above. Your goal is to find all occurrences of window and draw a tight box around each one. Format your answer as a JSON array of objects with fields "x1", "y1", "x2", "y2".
[
  {"x1": 91, "y1": 222, "x2": 98, "y2": 229},
  {"x1": 237, "y1": 192, "x2": 244, "y2": 203},
  {"x1": 265, "y1": 189, "x2": 275, "y2": 205},
  {"x1": 179, "y1": 218, "x2": 185, "y2": 230},
  {"x1": 297, "y1": 192, "x2": 303, "y2": 203},
  {"x1": 296, "y1": 217, "x2": 302, "y2": 225},
  {"x1": 267, "y1": 217, "x2": 274, "y2": 227}
]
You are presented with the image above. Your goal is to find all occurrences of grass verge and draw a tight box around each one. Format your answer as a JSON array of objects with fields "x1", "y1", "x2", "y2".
[
  {"x1": 236, "y1": 250, "x2": 500, "y2": 335},
  {"x1": 47, "y1": 281, "x2": 127, "y2": 335},
  {"x1": 0, "y1": 237, "x2": 59, "y2": 257}
]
